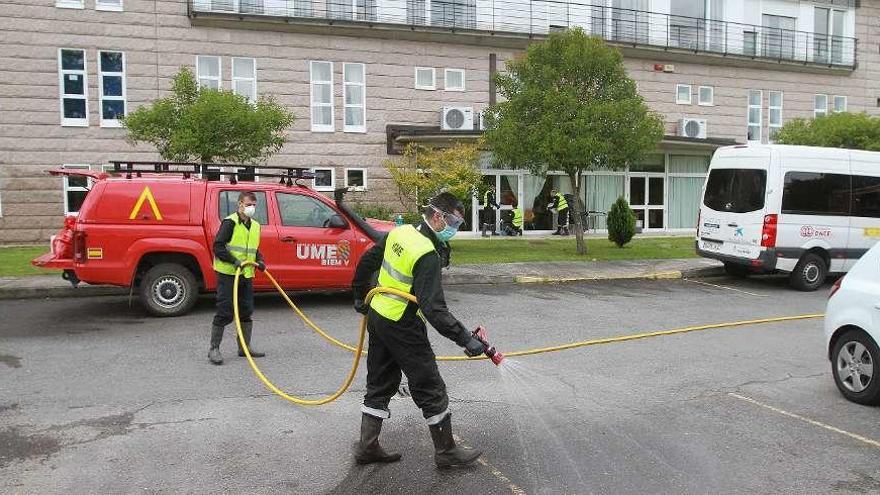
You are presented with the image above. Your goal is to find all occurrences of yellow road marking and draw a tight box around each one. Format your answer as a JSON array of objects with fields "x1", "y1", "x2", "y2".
[
  {"x1": 684, "y1": 278, "x2": 767, "y2": 297},
  {"x1": 454, "y1": 434, "x2": 528, "y2": 495},
  {"x1": 728, "y1": 393, "x2": 880, "y2": 449}
]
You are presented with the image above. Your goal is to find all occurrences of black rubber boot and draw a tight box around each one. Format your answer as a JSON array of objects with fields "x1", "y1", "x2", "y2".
[
  {"x1": 237, "y1": 321, "x2": 265, "y2": 358},
  {"x1": 354, "y1": 414, "x2": 401, "y2": 465},
  {"x1": 208, "y1": 324, "x2": 224, "y2": 365},
  {"x1": 429, "y1": 414, "x2": 482, "y2": 468}
]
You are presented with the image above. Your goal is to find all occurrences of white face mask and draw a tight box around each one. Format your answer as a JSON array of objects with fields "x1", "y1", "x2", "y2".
[{"x1": 243, "y1": 205, "x2": 257, "y2": 218}]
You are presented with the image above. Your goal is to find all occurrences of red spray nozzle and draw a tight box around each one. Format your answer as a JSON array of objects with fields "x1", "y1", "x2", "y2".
[{"x1": 473, "y1": 326, "x2": 505, "y2": 366}]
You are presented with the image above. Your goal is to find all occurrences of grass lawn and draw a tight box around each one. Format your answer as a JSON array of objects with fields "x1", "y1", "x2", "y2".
[
  {"x1": 0, "y1": 246, "x2": 52, "y2": 277},
  {"x1": 450, "y1": 236, "x2": 696, "y2": 265}
]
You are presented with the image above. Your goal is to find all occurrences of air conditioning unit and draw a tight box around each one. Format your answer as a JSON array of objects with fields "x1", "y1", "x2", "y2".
[
  {"x1": 441, "y1": 107, "x2": 474, "y2": 131},
  {"x1": 679, "y1": 118, "x2": 707, "y2": 139}
]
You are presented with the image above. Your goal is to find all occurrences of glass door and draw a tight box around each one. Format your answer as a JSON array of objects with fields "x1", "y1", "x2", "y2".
[{"x1": 628, "y1": 174, "x2": 665, "y2": 230}]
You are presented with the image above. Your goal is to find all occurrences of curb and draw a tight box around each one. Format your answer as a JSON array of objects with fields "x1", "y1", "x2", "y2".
[
  {"x1": 514, "y1": 270, "x2": 683, "y2": 284},
  {"x1": 0, "y1": 285, "x2": 128, "y2": 300}
]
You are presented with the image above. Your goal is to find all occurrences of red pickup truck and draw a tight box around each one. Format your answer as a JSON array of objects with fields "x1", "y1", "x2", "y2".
[{"x1": 33, "y1": 162, "x2": 393, "y2": 317}]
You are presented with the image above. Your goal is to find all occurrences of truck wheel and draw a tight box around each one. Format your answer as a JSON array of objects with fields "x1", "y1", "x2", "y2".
[
  {"x1": 140, "y1": 263, "x2": 198, "y2": 317},
  {"x1": 724, "y1": 262, "x2": 750, "y2": 278},
  {"x1": 789, "y1": 253, "x2": 827, "y2": 291}
]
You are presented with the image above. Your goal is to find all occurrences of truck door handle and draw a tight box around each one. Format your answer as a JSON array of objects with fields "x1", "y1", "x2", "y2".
[
  {"x1": 282, "y1": 236, "x2": 296, "y2": 243},
  {"x1": 728, "y1": 223, "x2": 738, "y2": 227}
]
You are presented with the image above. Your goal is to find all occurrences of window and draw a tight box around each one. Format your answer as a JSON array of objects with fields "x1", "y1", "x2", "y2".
[
  {"x1": 445, "y1": 69, "x2": 465, "y2": 91},
  {"x1": 676, "y1": 84, "x2": 691, "y2": 104},
  {"x1": 703, "y1": 169, "x2": 767, "y2": 213},
  {"x1": 345, "y1": 168, "x2": 367, "y2": 190},
  {"x1": 343, "y1": 63, "x2": 366, "y2": 133},
  {"x1": 670, "y1": 0, "x2": 705, "y2": 50},
  {"x1": 98, "y1": 51, "x2": 126, "y2": 127},
  {"x1": 59, "y1": 49, "x2": 88, "y2": 127},
  {"x1": 96, "y1": 0, "x2": 123, "y2": 11},
  {"x1": 747, "y1": 90, "x2": 762, "y2": 142},
  {"x1": 232, "y1": 57, "x2": 257, "y2": 102},
  {"x1": 310, "y1": 61, "x2": 334, "y2": 132},
  {"x1": 853, "y1": 176, "x2": 880, "y2": 218},
  {"x1": 768, "y1": 91, "x2": 783, "y2": 142},
  {"x1": 217, "y1": 190, "x2": 268, "y2": 225},
  {"x1": 762, "y1": 14, "x2": 796, "y2": 60},
  {"x1": 415, "y1": 67, "x2": 435, "y2": 90},
  {"x1": 814, "y1": 94, "x2": 828, "y2": 117},
  {"x1": 782, "y1": 172, "x2": 850, "y2": 216},
  {"x1": 698, "y1": 86, "x2": 714, "y2": 106},
  {"x1": 62, "y1": 165, "x2": 91, "y2": 215},
  {"x1": 311, "y1": 167, "x2": 335, "y2": 191},
  {"x1": 743, "y1": 31, "x2": 757, "y2": 57},
  {"x1": 814, "y1": 7, "x2": 846, "y2": 64},
  {"x1": 56, "y1": 0, "x2": 84, "y2": 8},
  {"x1": 277, "y1": 193, "x2": 338, "y2": 228},
  {"x1": 833, "y1": 96, "x2": 847, "y2": 113},
  {"x1": 197, "y1": 56, "x2": 221, "y2": 90}
]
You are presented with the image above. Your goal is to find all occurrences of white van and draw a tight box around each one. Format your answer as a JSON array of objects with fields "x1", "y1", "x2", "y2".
[{"x1": 697, "y1": 144, "x2": 880, "y2": 291}]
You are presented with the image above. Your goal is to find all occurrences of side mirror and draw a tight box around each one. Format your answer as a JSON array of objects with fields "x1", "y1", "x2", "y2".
[{"x1": 326, "y1": 214, "x2": 349, "y2": 229}]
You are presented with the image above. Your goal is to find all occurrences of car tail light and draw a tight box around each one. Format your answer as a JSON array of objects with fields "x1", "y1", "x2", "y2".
[
  {"x1": 64, "y1": 215, "x2": 76, "y2": 230},
  {"x1": 73, "y1": 231, "x2": 87, "y2": 264},
  {"x1": 761, "y1": 214, "x2": 777, "y2": 248},
  {"x1": 829, "y1": 276, "x2": 844, "y2": 299}
]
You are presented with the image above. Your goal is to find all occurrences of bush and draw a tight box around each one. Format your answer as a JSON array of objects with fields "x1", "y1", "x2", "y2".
[
  {"x1": 351, "y1": 202, "x2": 395, "y2": 221},
  {"x1": 607, "y1": 196, "x2": 636, "y2": 247}
]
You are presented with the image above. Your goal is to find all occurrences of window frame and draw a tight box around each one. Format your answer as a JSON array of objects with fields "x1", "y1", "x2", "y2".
[
  {"x1": 414, "y1": 67, "x2": 436, "y2": 90},
  {"x1": 833, "y1": 95, "x2": 847, "y2": 113},
  {"x1": 217, "y1": 190, "x2": 269, "y2": 225},
  {"x1": 311, "y1": 167, "x2": 336, "y2": 192},
  {"x1": 310, "y1": 60, "x2": 335, "y2": 133},
  {"x1": 814, "y1": 94, "x2": 828, "y2": 117},
  {"x1": 675, "y1": 84, "x2": 692, "y2": 105},
  {"x1": 196, "y1": 55, "x2": 221, "y2": 90},
  {"x1": 698, "y1": 86, "x2": 714, "y2": 106},
  {"x1": 781, "y1": 171, "x2": 851, "y2": 217},
  {"x1": 96, "y1": 0, "x2": 123, "y2": 11},
  {"x1": 232, "y1": 57, "x2": 257, "y2": 103},
  {"x1": 768, "y1": 90, "x2": 783, "y2": 143},
  {"x1": 56, "y1": 0, "x2": 84, "y2": 8},
  {"x1": 275, "y1": 192, "x2": 340, "y2": 228},
  {"x1": 61, "y1": 164, "x2": 91, "y2": 216},
  {"x1": 343, "y1": 63, "x2": 366, "y2": 133},
  {"x1": 747, "y1": 89, "x2": 762, "y2": 142},
  {"x1": 345, "y1": 168, "x2": 367, "y2": 191},
  {"x1": 58, "y1": 48, "x2": 89, "y2": 127},
  {"x1": 852, "y1": 175, "x2": 880, "y2": 219},
  {"x1": 98, "y1": 50, "x2": 126, "y2": 128},
  {"x1": 444, "y1": 68, "x2": 466, "y2": 92}
]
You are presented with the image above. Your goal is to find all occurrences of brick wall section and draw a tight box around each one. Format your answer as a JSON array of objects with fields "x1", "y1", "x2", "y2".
[{"x1": 0, "y1": 0, "x2": 878, "y2": 243}]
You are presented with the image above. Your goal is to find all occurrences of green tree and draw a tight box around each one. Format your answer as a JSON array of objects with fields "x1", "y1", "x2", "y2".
[
  {"x1": 123, "y1": 68, "x2": 295, "y2": 163},
  {"x1": 775, "y1": 112, "x2": 880, "y2": 151},
  {"x1": 484, "y1": 28, "x2": 664, "y2": 254},
  {"x1": 607, "y1": 196, "x2": 636, "y2": 247},
  {"x1": 383, "y1": 142, "x2": 483, "y2": 213}
]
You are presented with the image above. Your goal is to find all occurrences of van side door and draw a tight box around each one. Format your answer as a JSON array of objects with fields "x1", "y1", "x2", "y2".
[{"x1": 846, "y1": 154, "x2": 880, "y2": 270}]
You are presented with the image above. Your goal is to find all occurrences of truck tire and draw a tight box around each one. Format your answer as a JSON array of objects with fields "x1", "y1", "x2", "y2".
[
  {"x1": 140, "y1": 263, "x2": 198, "y2": 317},
  {"x1": 724, "y1": 262, "x2": 750, "y2": 278},
  {"x1": 789, "y1": 253, "x2": 827, "y2": 292}
]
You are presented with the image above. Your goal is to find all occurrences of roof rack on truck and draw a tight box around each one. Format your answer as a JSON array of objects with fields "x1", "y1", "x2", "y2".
[{"x1": 109, "y1": 161, "x2": 315, "y2": 186}]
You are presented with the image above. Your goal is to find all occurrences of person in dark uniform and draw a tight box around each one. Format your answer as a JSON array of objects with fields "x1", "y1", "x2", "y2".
[
  {"x1": 548, "y1": 188, "x2": 570, "y2": 236},
  {"x1": 480, "y1": 184, "x2": 500, "y2": 237},
  {"x1": 351, "y1": 192, "x2": 487, "y2": 468},
  {"x1": 209, "y1": 191, "x2": 266, "y2": 365}
]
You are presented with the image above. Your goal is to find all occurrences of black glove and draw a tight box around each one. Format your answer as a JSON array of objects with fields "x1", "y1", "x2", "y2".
[
  {"x1": 354, "y1": 299, "x2": 369, "y2": 315},
  {"x1": 256, "y1": 261, "x2": 266, "y2": 272},
  {"x1": 463, "y1": 336, "x2": 486, "y2": 357}
]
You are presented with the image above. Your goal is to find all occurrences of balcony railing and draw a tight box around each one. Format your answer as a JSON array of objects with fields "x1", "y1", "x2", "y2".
[{"x1": 191, "y1": 1, "x2": 858, "y2": 69}]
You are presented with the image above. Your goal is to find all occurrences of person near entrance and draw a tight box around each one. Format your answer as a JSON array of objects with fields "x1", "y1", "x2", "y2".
[
  {"x1": 480, "y1": 184, "x2": 500, "y2": 237},
  {"x1": 351, "y1": 192, "x2": 487, "y2": 468},
  {"x1": 548, "y1": 188, "x2": 570, "y2": 236},
  {"x1": 209, "y1": 191, "x2": 266, "y2": 365}
]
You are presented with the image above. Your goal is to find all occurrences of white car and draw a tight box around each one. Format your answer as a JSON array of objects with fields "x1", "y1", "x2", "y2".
[{"x1": 824, "y1": 241, "x2": 880, "y2": 405}]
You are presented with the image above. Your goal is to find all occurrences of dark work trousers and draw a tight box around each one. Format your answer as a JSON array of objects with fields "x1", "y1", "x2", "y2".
[
  {"x1": 363, "y1": 311, "x2": 449, "y2": 420},
  {"x1": 212, "y1": 272, "x2": 254, "y2": 328},
  {"x1": 557, "y1": 208, "x2": 569, "y2": 228},
  {"x1": 481, "y1": 207, "x2": 495, "y2": 230}
]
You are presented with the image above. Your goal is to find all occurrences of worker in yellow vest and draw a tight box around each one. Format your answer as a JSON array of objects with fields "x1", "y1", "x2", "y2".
[
  {"x1": 480, "y1": 184, "x2": 500, "y2": 237},
  {"x1": 512, "y1": 204, "x2": 524, "y2": 236},
  {"x1": 548, "y1": 188, "x2": 570, "y2": 236},
  {"x1": 209, "y1": 191, "x2": 266, "y2": 365},
  {"x1": 351, "y1": 192, "x2": 487, "y2": 468}
]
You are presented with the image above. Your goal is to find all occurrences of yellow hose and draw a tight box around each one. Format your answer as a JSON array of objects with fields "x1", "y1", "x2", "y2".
[{"x1": 233, "y1": 262, "x2": 824, "y2": 405}]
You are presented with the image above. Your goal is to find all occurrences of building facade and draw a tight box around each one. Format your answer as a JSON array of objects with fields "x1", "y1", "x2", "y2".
[{"x1": 0, "y1": 0, "x2": 877, "y2": 243}]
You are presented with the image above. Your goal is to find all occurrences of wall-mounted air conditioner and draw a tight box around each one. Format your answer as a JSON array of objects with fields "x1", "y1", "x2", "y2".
[
  {"x1": 679, "y1": 118, "x2": 707, "y2": 139},
  {"x1": 441, "y1": 107, "x2": 474, "y2": 131}
]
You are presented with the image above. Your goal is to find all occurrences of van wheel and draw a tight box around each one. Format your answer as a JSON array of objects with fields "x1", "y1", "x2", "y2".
[
  {"x1": 789, "y1": 253, "x2": 827, "y2": 291},
  {"x1": 140, "y1": 263, "x2": 198, "y2": 317},
  {"x1": 724, "y1": 262, "x2": 750, "y2": 278},
  {"x1": 831, "y1": 328, "x2": 880, "y2": 405}
]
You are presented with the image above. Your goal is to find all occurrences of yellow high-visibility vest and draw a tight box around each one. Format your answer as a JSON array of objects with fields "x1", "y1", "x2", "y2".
[
  {"x1": 512, "y1": 208, "x2": 523, "y2": 228},
  {"x1": 370, "y1": 225, "x2": 436, "y2": 321},
  {"x1": 213, "y1": 213, "x2": 261, "y2": 279}
]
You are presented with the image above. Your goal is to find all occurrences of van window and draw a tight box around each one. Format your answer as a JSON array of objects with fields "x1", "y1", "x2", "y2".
[
  {"x1": 782, "y1": 172, "x2": 850, "y2": 216},
  {"x1": 277, "y1": 193, "x2": 337, "y2": 227},
  {"x1": 852, "y1": 175, "x2": 880, "y2": 218},
  {"x1": 703, "y1": 169, "x2": 766, "y2": 213},
  {"x1": 218, "y1": 191, "x2": 269, "y2": 224}
]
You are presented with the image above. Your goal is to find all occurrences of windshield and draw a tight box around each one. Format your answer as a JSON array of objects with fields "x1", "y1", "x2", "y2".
[{"x1": 703, "y1": 168, "x2": 767, "y2": 213}]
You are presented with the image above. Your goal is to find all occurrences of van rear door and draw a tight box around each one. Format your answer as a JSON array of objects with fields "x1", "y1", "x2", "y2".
[{"x1": 699, "y1": 159, "x2": 769, "y2": 260}]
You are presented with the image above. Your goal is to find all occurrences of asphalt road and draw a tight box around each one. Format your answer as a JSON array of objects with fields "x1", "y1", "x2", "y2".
[{"x1": 2, "y1": 275, "x2": 879, "y2": 494}]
